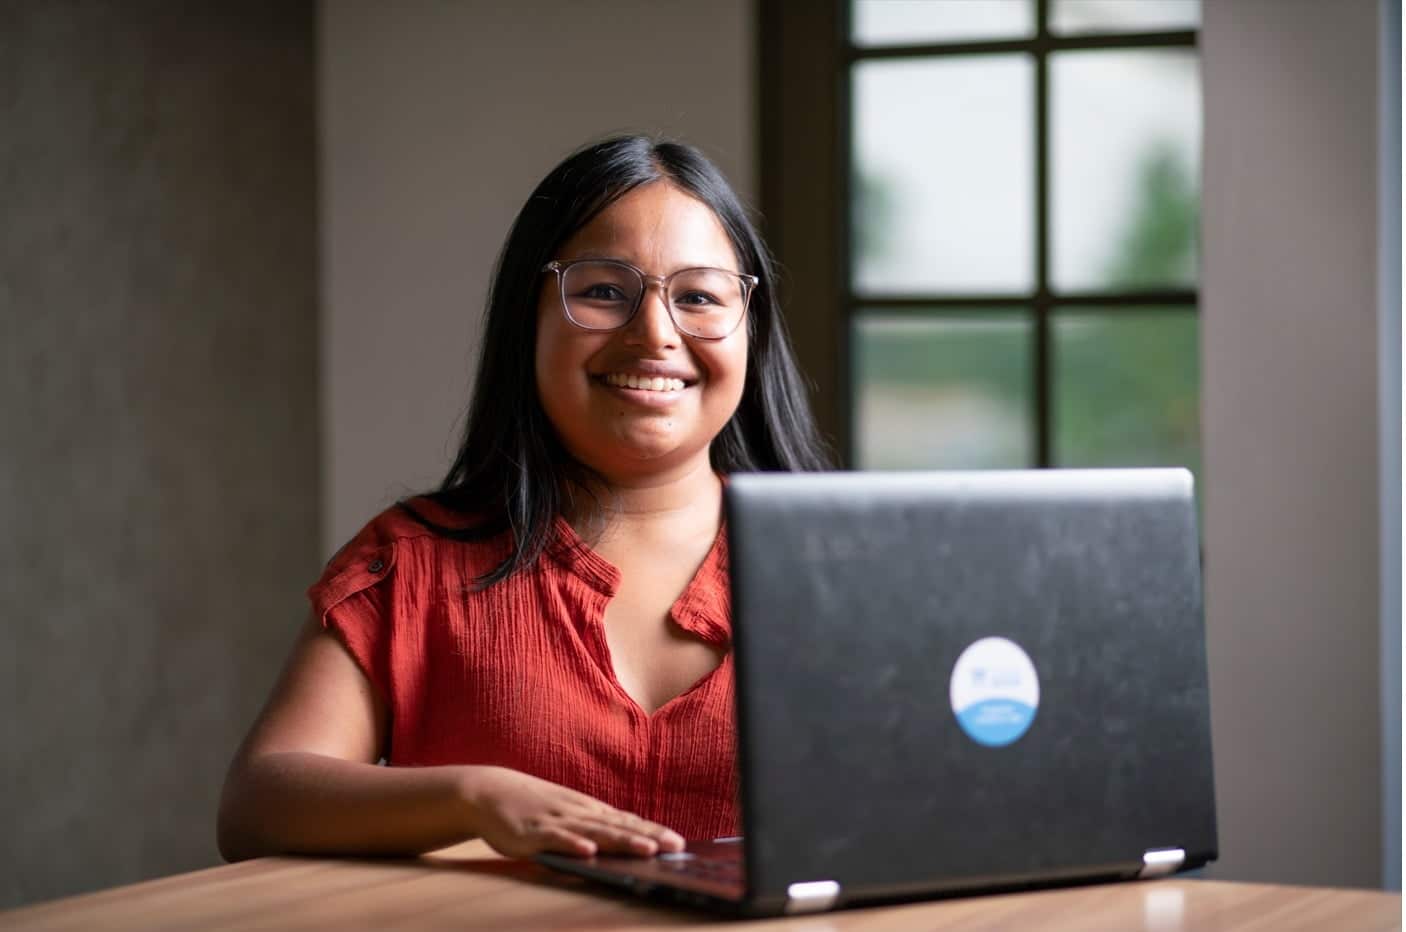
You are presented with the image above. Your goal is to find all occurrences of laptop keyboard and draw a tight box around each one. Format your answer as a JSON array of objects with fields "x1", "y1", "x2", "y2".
[{"x1": 656, "y1": 851, "x2": 744, "y2": 884}]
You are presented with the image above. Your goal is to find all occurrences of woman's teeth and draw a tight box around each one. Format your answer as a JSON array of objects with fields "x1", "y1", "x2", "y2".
[{"x1": 604, "y1": 373, "x2": 686, "y2": 392}]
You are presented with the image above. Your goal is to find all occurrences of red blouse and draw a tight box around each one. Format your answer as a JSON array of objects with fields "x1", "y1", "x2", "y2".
[{"x1": 307, "y1": 498, "x2": 738, "y2": 840}]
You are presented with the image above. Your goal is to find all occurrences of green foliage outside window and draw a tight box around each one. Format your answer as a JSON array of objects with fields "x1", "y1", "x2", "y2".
[{"x1": 855, "y1": 140, "x2": 1200, "y2": 475}]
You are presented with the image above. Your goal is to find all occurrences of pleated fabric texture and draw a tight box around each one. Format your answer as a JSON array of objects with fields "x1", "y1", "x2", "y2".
[{"x1": 307, "y1": 497, "x2": 739, "y2": 840}]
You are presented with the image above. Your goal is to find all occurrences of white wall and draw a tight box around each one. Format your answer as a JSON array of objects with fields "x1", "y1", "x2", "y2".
[
  {"x1": 319, "y1": 0, "x2": 756, "y2": 552},
  {"x1": 1202, "y1": 0, "x2": 1393, "y2": 888}
]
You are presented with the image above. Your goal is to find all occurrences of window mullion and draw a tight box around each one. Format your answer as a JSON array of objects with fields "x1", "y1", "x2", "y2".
[{"x1": 1035, "y1": 0, "x2": 1052, "y2": 469}]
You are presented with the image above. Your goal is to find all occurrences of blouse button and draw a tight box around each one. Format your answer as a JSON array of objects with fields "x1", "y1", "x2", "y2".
[{"x1": 368, "y1": 559, "x2": 385, "y2": 573}]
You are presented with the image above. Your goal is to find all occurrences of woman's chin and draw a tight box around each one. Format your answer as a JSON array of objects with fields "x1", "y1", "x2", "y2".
[
  {"x1": 587, "y1": 433, "x2": 701, "y2": 477},
  {"x1": 616, "y1": 440, "x2": 686, "y2": 467}
]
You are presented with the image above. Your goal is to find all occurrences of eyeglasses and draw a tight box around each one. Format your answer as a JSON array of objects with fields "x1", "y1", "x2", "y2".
[{"x1": 541, "y1": 258, "x2": 757, "y2": 341}]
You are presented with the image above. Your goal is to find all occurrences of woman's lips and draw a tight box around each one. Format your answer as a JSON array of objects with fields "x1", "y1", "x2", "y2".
[
  {"x1": 602, "y1": 372, "x2": 689, "y2": 392},
  {"x1": 594, "y1": 373, "x2": 691, "y2": 407}
]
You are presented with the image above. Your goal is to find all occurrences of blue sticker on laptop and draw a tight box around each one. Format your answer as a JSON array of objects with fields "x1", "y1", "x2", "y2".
[{"x1": 949, "y1": 637, "x2": 1040, "y2": 747}]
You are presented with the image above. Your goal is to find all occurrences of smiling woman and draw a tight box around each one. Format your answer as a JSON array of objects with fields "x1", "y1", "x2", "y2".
[{"x1": 216, "y1": 136, "x2": 830, "y2": 865}]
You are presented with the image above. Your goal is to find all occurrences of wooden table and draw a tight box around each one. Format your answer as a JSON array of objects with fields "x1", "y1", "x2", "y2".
[{"x1": 2, "y1": 840, "x2": 1399, "y2": 930}]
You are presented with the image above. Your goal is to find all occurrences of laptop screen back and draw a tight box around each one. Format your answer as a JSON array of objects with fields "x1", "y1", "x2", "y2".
[{"x1": 726, "y1": 470, "x2": 1217, "y2": 906}]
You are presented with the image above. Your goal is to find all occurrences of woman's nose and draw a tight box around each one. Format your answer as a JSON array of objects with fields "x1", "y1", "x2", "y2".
[{"x1": 622, "y1": 282, "x2": 681, "y2": 349}]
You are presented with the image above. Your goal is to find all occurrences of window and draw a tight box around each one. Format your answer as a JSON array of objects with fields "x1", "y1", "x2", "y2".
[{"x1": 762, "y1": 0, "x2": 1201, "y2": 475}]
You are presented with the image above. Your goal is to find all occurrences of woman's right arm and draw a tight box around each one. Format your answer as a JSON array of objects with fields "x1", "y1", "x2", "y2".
[{"x1": 216, "y1": 614, "x2": 684, "y2": 862}]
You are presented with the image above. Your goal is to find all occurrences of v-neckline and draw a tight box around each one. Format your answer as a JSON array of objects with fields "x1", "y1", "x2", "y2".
[{"x1": 549, "y1": 515, "x2": 731, "y2": 717}]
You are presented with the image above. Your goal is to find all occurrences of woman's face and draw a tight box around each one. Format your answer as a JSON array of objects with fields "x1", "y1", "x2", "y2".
[{"x1": 535, "y1": 181, "x2": 749, "y2": 482}]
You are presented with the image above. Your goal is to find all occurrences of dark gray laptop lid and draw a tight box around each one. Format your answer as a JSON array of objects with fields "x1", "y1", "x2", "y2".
[{"x1": 726, "y1": 469, "x2": 1217, "y2": 910}]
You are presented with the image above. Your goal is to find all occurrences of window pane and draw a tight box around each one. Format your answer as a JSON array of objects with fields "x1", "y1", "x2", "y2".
[
  {"x1": 1050, "y1": 0, "x2": 1199, "y2": 35},
  {"x1": 1052, "y1": 309, "x2": 1199, "y2": 475},
  {"x1": 853, "y1": 57, "x2": 1034, "y2": 295},
  {"x1": 853, "y1": 313, "x2": 1032, "y2": 469},
  {"x1": 852, "y1": 0, "x2": 1034, "y2": 46},
  {"x1": 1050, "y1": 50, "x2": 1200, "y2": 293}
]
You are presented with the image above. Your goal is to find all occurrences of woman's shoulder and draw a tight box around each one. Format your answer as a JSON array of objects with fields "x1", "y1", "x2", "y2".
[
  {"x1": 328, "y1": 494, "x2": 504, "y2": 568},
  {"x1": 386, "y1": 494, "x2": 485, "y2": 538}
]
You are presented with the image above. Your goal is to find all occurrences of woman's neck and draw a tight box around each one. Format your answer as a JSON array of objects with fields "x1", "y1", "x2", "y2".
[{"x1": 564, "y1": 457, "x2": 723, "y2": 543}]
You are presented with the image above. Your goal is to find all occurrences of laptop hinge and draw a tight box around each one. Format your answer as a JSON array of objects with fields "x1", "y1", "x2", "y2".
[
  {"x1": 784, "y1": 880, "x2": 840, "y2": 914},
  {"x1": 1138, "y1": 847, "x2": 1187, "y2": 879}
]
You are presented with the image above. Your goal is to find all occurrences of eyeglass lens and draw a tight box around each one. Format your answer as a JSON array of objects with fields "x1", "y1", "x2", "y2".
[{"x1": 559, "y1": 260, "x2": 748, "y2": 339}]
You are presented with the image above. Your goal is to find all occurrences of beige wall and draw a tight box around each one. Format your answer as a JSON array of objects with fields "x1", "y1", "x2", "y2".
[
  {"x1": 319, "y1": 0, "x2": 757, "y2": 553},
  {"x1": 1201, "y1": 0, "x2": 1391, "y2": 888}
]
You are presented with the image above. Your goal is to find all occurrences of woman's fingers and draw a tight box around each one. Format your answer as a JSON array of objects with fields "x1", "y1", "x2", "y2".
[
  {"x1": 534, "y1": 825, "x2": 599, "y2": 858},
  {"x1": 553, "y1": 792, "x2": 685, "y2": 852},
  {"x1": 561, "y1": 816, "x2": 665, "y2": 855},
  {"x1": 615, "y1": 813, "x2": 686, "y2": 851},
  {"x1": 615, "y1": 811, "x2": 686, "y2": 851},
  {"x1": 565, "y1": 813, "x2": 685, "y2": 854},
  {"x1": 469, "y1": 767, "x2": 687, "y2": 860}
]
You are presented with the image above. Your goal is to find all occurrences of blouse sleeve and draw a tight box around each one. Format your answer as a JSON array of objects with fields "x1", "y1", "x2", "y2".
[{"x1": 305, "y1": 518, "x2": 399, "y2": 704}]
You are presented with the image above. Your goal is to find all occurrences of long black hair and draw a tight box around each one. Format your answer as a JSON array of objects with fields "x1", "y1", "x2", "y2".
[{"x1": 403, "y1": 135, "x2": 832, "y2": 586}]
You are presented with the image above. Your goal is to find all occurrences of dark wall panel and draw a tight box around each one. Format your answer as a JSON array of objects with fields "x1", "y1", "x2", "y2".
[{"x1": 0, "y1": 2, "x2": 318, "y2": 907}]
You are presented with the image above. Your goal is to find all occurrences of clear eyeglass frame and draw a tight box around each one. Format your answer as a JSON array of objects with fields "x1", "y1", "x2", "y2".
[{"x1": 541, "y1": 258, "x2": 758, "y2": 341}]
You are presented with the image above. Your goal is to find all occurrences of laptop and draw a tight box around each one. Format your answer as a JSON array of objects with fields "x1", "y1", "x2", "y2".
[{"x1": 538, "y1": 469, "x2": 1218, "y2": 916}]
